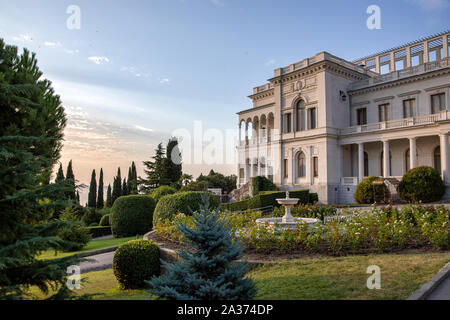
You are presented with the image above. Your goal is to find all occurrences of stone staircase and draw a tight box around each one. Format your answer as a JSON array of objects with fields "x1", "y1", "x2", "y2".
[{"x1": 230, "y1": 181, "x2": 253, "y2": 202}]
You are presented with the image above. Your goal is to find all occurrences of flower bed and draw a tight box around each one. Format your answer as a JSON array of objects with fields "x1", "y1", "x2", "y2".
[{"x1": 154, "y1": 205, "x2": 449, "y2": 255}]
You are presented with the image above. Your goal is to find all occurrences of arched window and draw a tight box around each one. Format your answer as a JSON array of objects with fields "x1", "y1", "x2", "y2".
[
  {"x1": 296, "y1": 100, "x2": 306, "y2": 132},
  {"x1": 297, "y1": 152, "x2": 306, "y2": 178},
  {"x1": 434, "y1": 146, "x2": 441, "y2": 173},
  {"x1": 380, "y1": 151, "x2": 392, "y2": 176},
  {"x1": 364, "y1": 152, "x2": 369, "y2": 177},
  {"x1": 405, "y1": 149, "x2": 410, "y2": 173}
]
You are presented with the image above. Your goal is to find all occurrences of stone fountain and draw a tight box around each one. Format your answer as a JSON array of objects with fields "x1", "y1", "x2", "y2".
[{"x1": 255, "y1": 191, "x2": 320, "y2": 230}]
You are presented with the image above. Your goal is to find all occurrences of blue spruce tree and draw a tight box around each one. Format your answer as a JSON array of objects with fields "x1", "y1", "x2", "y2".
[{"x1": 147, "y1": 192, "x2": 256, "y2": 300}]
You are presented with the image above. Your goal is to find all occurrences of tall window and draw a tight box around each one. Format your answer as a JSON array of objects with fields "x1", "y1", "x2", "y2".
[
  {"x1": 297, "y1": 152, "x2": 306, "y2": 178},
  {"x1": 434, "y1": 146, "x2": 441, "y2": 173},
  {"x1": 283, "y1": 159, "x2": 288, "y2": 178},
  {"x1": 313, "y1": 157, "x2": 319, "y2": 177},
  {"x1": 431, "y1": 93, "x2": 446, "y2": 114},
  {"x1": 284, "y1": 113, "x2": 292, "y2": 133},
  {"x1": 296, "y1": 100, "x2": 306, "y2": 131},
  {"x1": 309, "y1": 108, "x2": 317, "y2": 129},
  {"x1": 357, "y1": 108, "x2": 367, "y2": 125},
  {"x1": 403, "y1": 99, "x2": 415, "y2": 118},
  {"x1": 378, "y1": 103, "x2": 389, "y2": 122}
]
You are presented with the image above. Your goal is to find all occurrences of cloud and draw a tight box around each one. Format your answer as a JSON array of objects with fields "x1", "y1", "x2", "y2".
[
  {"x1": 88, "y1": 56, "x2": 110, "y2": 65},
  {"x1": 405, "y1": 0, "x2": 449, "y2": 10},
  {"x1": 134, "y1": 125, "x2": 154, "y2": 132},
  {"x1": 265, "y1": 59, "x2": 276, "y2": 66},
  {"x1": 44, "y1": 41, "x2": 63, "y2": 47},
  {"x1": 64, "y1": 48, "x2": 80, "y2": 54},
  {"x1": 11, "y1": 34, "x2": 33, "y2": 42},
  {"x1": 211, "y1": 0, "x2": 224, "y2": 6},
  {"x1": 159, "y1": 78, "x2": 170, "y2": 84}
]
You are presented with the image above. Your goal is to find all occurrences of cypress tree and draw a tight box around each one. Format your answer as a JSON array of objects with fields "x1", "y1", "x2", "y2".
[
  {"x1": 76, "y1": 191, "x2": 81, "y2": 205},
  {"x1": 111, "y1": 167, "x2": 122, "y2": 204},
  {"x1": 88, "y1": 169, "x2": 97, "y2": 208},
  {"x1": 0, "y1": 39, "x2": 87, "y2": 299},
  {"x1": 147, "y1": 192, "x2": 256, "y2": 300},
  {"x1": 122, "y1": 178, "x2": 128, "y2": 196},
  {"x1": 97, "y1": 168, "x2": 104, "y2": 209},
  {"x1": 106, "y1": 184, "x2": 112, "y2": 208},
  {"x1": 127, "y1": 167, "x2": 133, "y2": 195},
  {"x1": 65, "y1": 160, "x2": 76, "y2": 200},
  {"x1": 55, "y1": 163, "x2": 65, "y2": 182},
  {"x1": 162, "y1": 137, "x2": 182, "y2": 186},
  {"x1": 132, "y1": 161, "x2": 138, "y2": 193}
]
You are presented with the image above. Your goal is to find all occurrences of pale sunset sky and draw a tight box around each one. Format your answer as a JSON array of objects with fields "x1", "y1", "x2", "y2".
[{"x1": 0, "y1": 0, "x2": 448, "y2": 204}]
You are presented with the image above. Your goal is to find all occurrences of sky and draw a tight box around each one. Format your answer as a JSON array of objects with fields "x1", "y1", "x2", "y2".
[{"x1": 0, "y1": 0, "x2": 449, "y2": 204}]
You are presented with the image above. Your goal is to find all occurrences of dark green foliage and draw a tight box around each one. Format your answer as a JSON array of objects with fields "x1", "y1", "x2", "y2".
[
  {"x1": 151, "y1": 185, "x2": 177, "y2": 203},
  {"x1": 111, "y1": 195, "x2": 156, "y2": 237},
  {"x1": 65, "y1": 160, "x2": 76, "y2": 200},
  {"x1": 87, "y1": 226, "x2": 111, "y2": 238},
  {"x1": 153, "y1": 191, "x2": 220, "y2": 225},
  {"x1": 59, "y1": 204, "x2": 86, "y2": 221},
  {"x1": 147, "y1": 193, "x2": 256, "y2": 300},
  {"x1": 55, "y1": 163, "x2": 65, "y2": 183},
  {"x1": 251, "y1": 176, "x2": 279, "y2": 196},
  {"x1": 354, "y1": 176, "x2": 388, "y2": 204},
  {"x1": 57, "y1": 223, "x2": 91, "y2": 252},
  {"x1": 140, "y1": 143, "x2": 166, "y2": 193},
  {"x1": 106, "y1": 184, "x2": 112, "y2": 208},
  {"x1": 195, "y1": 170, "x2": 237, "y2": 193},
  {"x1": 161, "y1": 138, "x2": 182, "y2": 187},
  {"x1": 113, "y1": 240, "x2": 160, "y2": 289},
  {"x1": 122, "y1": 178, "x2": 128, "y2": 196},
  {"x1": 221, "y1": 199, "x2": 251, "y2": 212},
  {"x1": 97, "y1": 168, "x2": 104, "y2": 209},
  {"x1": 99, "y1": 214, "x2": 110, "y2": 227},
  {"x1": 0, "y1": 39, "x2": 85, "y2": 299},
  {"x1": 111, "y1": 167, "x2": 122, "y2": 205},
  {"x1": 127, "y1": 162, "x2": 138, "y2": 194},
  {"x1": 309, "y1": 193, "x2": 319, "y2": 203},
  {"x1": 398, "y1": 166, "x2": 445, "y2": 203},
  {"x1": 180, "y1": 180, "x2": 208, "y2": 192},
  {"x1": 81, "y1": 209, "x2": 102, "y2": 226},
  {"x1": 88, "y1": 169, "x2": 97, "y2": 208}
]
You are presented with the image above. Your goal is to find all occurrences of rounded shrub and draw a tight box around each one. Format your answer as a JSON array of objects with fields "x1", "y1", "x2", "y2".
[
  {"x1": 153, "y1": 191, "x2": 219, "y2": 225},
  {"x1": 113, "y1": 239, "x2": 160, "y2": 289},
  {"x1": 151, "y1": 185, "x2": 177, "y2": 203},
  {"x1": 398, "y1": 166, "x2": 445, "y2": 203},
  {"x1": 99, "y1": 214, "x2": 110, "y2": 226},
  {"x1": 110, "y1": 195, "x2": 156, "y2": 237},
  {"x1": 354, "y1": 176, "x2": 388, "y2": 204},
  {"x1": 57, "y1": 223, "x2": 91, "y2": 251},
  {"x1": 81, "y1": 209, "x2": 102, "y2": 226}
]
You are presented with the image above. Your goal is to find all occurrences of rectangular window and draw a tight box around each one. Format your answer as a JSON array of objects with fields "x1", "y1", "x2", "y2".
[
  {"x1": 309, "y1": 108, "x2": 317, "y2": 129},
  {"x1": 283, "y1": 159, "x2": 288, "y2": 178},
  {"x1": 403, "y1": 99, "x2": 415, "y2": 118},
  {"x1": 313, "y1": 157, "x2": 319, "y2": 178},
  {"x1": 378, "y1": 103, "x2": 389, "y2": 122},
  {"x1": 297, "y1": 108, "x2": 305, "y2": 131},
  {"x1": 239, "y1": 168, "x2": 244, "y2": 179},
  {"x1": 380, "y1": 64, "x2": 390, "y2": 74},
  {"x1": 284, "y1": 113, "x2": 292, "y2": 133},
  {"x1": 431, "y1": 93, "x2": 446, "y2": 114},
  {"x1": 356, "y1": 108, "x2": 367, "y2": 125}
]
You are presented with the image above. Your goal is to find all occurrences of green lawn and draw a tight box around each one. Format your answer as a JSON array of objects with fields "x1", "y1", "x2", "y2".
[
  {"x1": 37, "y1": 236, "x2": 136, "y2": 260},
  {"x1": 30, "y1": 251, "x2": 449, "y2": 300}
]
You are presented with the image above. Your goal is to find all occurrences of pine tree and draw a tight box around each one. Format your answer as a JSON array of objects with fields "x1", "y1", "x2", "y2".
[
  {"x1": 97, "y1": 168, "x2": 104, "y2": 209},
  {"x1": 88, "y1": 169, "x2": 97, "y2": 208},
  {"x1": 162, "y1": 137, "x2": 182, "y2": 186},
  {"x1": 111, "y1": 167, "x2": 122, "y2": 204},
  {"x1": 140, "y1": 143, "x2": 165, "y2": 193},
  {"x1": 122, "y1": 178, "x2": 128, "y2": 196},
  {"x1": 106, "y1": 184, "x2": 112, "y2": 208},
  {"x1": 147, "y1": 193, "x2": 256, "y2": 300},
  {"x1": 55, "y1": 163, "x2": 65, "y2": 182},
  {"x1": 65, "y1": 160, "x2": 76, "y2": 200},
  {"x1": 0, "y1": 39, "x2": 87, "y2": 299}
]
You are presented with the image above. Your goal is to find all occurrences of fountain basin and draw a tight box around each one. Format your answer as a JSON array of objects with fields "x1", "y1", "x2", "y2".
[{"x1": 256, "y1": 217, "x2": 320, "y2": 230}]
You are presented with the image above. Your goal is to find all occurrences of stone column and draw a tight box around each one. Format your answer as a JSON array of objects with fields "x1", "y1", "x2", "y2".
[
  {"x1": 440, "y1": 133, "x2": 449, "y2": 184},
  {"x1": 443, "y1": 35, "x2": 449, "y2": 59},
  {"x1": 291, "y1": 148, "x2": 295, "y2": 185},
  {"x1": 358, "y1": 143, "x2": 364, "y2": 182},
  {"x1": 409, "y1": 137, "x2": 417, "y2": 170},
  {"x1": 389, "y1": 52, "x2": 395, "y2": 72},
  {"x1": 238, "y1": 123, "x2": 242, "y2": 146},
  {"x1": 423, "y1": 41, "x2": 429, "y2": 63},
  {"x1": 383, "y1": 140, "x2": 390, "y2": 177},
  {"x1": 406, "y1": 46, "x2": 412, "y2": 68},
  {"x1": 375, "y1": 56, "x2": 381, "y2": 74}
]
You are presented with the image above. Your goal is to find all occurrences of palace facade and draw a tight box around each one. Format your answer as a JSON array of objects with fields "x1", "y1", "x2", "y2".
[{"x1": 236, "y1": 31, "x2": 450, "y2": 204}]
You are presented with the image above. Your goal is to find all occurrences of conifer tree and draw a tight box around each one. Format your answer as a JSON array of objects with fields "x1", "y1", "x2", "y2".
[
  {"x1": 65, "y1": 160, "x2": 76, "y2": 200},
  {"x1": 97, "y1": 168, "x2": 104, "y2": 209},
  {"x1": 162, "y1": 137, "x2": 182, "y2": 186},
  {"x1": 147, "y1": 193, "x2": 256, "y2": 300},
  {"x1": 87, "y1": 169, "x2": 97, "y2": 208},
  {"x1": 76, "y1": 191, "x2": 81, "y2": 205},
  {"x1": 106, "y1": 184, "x2": 112, "y2": 208},
  {"x1": 131, "y1": 161, "x2": 138, "y2": 193},
  {"x1": 140, "y1": 143, "x2": 165, "y2": 193},
  {"x1": 122, "y1": 178, "x2": 128, "y2": 196},
  {"x1": 0, "y1": 39, "x2": 87, "y2": 299},
  {"x1": 55, "y1": 163, "x2": 65, "y2": 183},
  {"x1": 111, "y1": 167, "x2": 122, "y2": 204},
  {"x1": 127, "y1": 167, "x2": 133, "y2": 195}
]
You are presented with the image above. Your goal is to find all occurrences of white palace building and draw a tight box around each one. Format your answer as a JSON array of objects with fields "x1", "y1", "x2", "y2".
[{"x1": 236, "y1": 31, "x2": 450, "y2": 204}]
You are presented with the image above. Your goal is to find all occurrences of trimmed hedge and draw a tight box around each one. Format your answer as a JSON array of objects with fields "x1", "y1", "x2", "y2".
[
  {"x1": 99, "y1": 214, "x2": 110, "y2": 226},
  {"x1": 113, "y1": 240, "x2": 160, "y2": 289},
  {"x1": 354, "y1": 176, "x2": 388, "y2": 204},
  {"x1": 398, "y1": 166, "x2": 445, "y2": 203},
  {"x1": 111, "y1": 195, "x2": 156, "y2": 237},
  {"x1": 153, "y1": 191, "x2": 219, "y2": 224},
  {"x1": 251, "y1": 176, "x2": 279, "y2": 196},
  {"x1": 151, "y1": 185, "x2": 177, "y2": 203},
  {"x1": 222, "y1": 190, "x2": 311, "y2": 212},
  {"x1": 88, "y1": 226, "x2": 111, "y2": 238},
  {"x1": 309, "y1": 193, "x2": 319, "y2": 203}
]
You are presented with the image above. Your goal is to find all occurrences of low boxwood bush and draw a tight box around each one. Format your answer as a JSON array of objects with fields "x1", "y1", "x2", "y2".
[
  {"x1": 398, "y1": 166, "x2": 445, "y2": 203},
  {"x1": 222, "y1": 199, "x2": 251, "y2": 212},
  {"x1": 82, "y1": 209, "x2": 102, "y2": 226},
  {"x1": 99, "y1": 214, "x2": 110, "y2": 226},
  {"x1": 251, "y1": 176, "x2": 279, "y2": 196},
  {"x1": 354, "y1": 176, "x2": 388, "y2": 204},
  {"x1": 57, "y1": 223, "x2": 91, "y2": 252},
  {"x1": 87, "y1": 226, "x2": 112, "y2": 238},
  {"x1": 151, "y1": 185, "x2": 177, "y2": 203},
  {"x1": 111, "y1": 195, "x2": 156, "y2": 237},
  {"x1": 153, "y1": 191, "x2": 219, "y2": 224},
  {"x1": 113, "y1": 239, "x2": 160, "y2": 289}
]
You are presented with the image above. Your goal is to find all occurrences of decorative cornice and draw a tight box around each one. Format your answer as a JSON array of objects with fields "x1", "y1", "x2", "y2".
[
  {"x1": 248, "y1": 88, "x2": 274, "y2": 101},
  {"x1": 237, "y1": 103, "x2": 275, "y2": 116},
  {"x1": 374, "y1": 95, "x2": 395, "y2": 102},
  {"x1": 397, "y1": 90, "x2": 421, "y2": 97}
]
